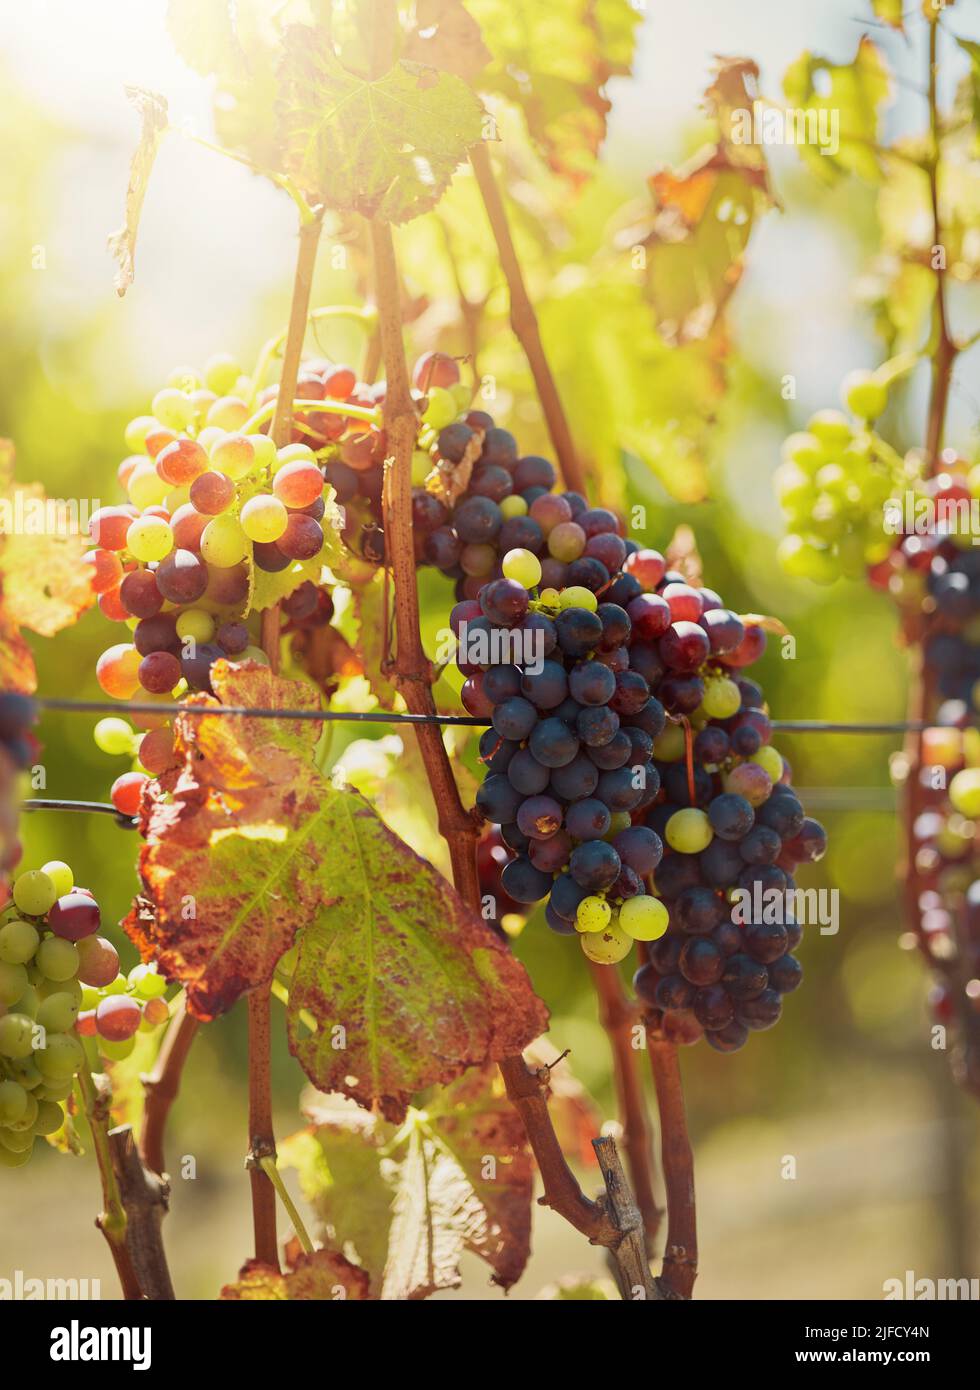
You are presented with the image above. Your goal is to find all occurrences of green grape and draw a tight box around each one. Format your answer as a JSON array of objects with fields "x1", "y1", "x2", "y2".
[
  {"x1": 32, "y1": 1099, "x2": 65, "y2": 1136},
  {"x1": 0, "y1": 1079, "x2": 29, "y2": 1124},
  {"x1": 450, "y1": 381, "x2": 472, "y2": 412},
  {"x1": 36, "y1": 937, "x2": 79, "y2": 983},
  {"x1": 102, "y1": 974, "x2": 130, "y2": 996},
  {"x1": 200, "y1": 514, "x2": 249, "y2": 567},
  {"x1": 0, "y1": 1125, "x2": 35, "y2": 1152},
  {"x1": 37, "y1": 993, "x2": 80, "y2": 1033},
  {"x1": 79, "y1": 986, "x2": 100, "y2": 1010},
  {"x1": 4, "y1": 1090, "x2": 37, "y2": 1132},
  {"x1": 99, "y1": 1037, "x2": 136, "y2": 1062},
  {"x1": 273, "y1": 442, "x2": 317, "y2": 473},
  {"x1": 700, "y1": 677, "x2": 741, "y2": 720},
  {"x1": 0, "y1": 961, "x2": 28, "y2": 1005},
  {"x1": 950, "y1": 769, "x2": 980, "y2": 819},
  {"x1": 204, "y1": 353, "x2": 242, "y2": 396},
  {"x1": 126, "y1": 516, "x2": 174, "y2": 563},
  {"x1": 652, "y1": 724, "x2": 686, "y2": 762},
  {"x1": 776, "y1": 535, "x2": 838, "y2": 585},
  {"x1": 14, "y1": 986, "x2": 39, "y2": 1019},
  {"x1": 781, "y1": 431, "x2": 824, "y2": 472},
  {"x1": 128, "y1": 464, "x2": 171, "y2": 509},
  {"x1": 576, "y1": 896, "x2": 611, "y2": 934},
  {"x1": 559, "y1": 586, "x2": 598, "y2": 613},
  {"x1": 502, "y1": 548, "x2": 542, "y2": 589},
  {"x1": 35, "y1": 1033, "x2": 83, "y2": 1081},
  {"x1": 151, "y1": 387, "x2": 195, "y2": 431},
  {"x1": 619, "y1": 895, "x2": 670, "y2": 942},
  {"x1": 0, "y1": 1014, "x2": 36, "y2": 1059},
  {"x1": 842, "y1": 369, "x2": 887, "y2": 420},
  {"x1": 94, "y1": 717, "x2": 136, "y2": 756},
  {"x1": 410, "y1": 450, "x2": 432, "y2": 486},
  {"x1": 580, "y1": 923, "x2": 633, "y2": 965},
  {"x1": 167, "y1": 364, "x2": 201, "y2": 392},
  {"x1": 604, "y1": 811, "x2": 633, "y2": 841},
  {"x1": 665, "y1": 808, "x2": 713, "y2": 854},
  {"x1": 773, "y1": 463, "x2": 815, "y2": 512},
  {"x1": 35, "y1": 1078, "x2": 73, "y2": 1102},
  {"x1": 129, "y1": 964, "x2": 168, "y2": 1000},
  {"x1": 248, "y1": 434, "x2": 278, "y2": 472},
  {"x1": 807, "y1": 410, "x2": 852, "y2": 447},
  {"x1": 750, "y1": 746, "x2": 784, "y2": 783},
  {"x1": 0, "y1": 919, "x2": 39, "y2": 965},
  {"x1": 0, "y1": 1138, "x2": 33, "y2": 1166},
  {"x1": 499, "y1": 495, "x2": 528, "y2": 519},
  {"x1": 240, "y1": 494, "x2": 288, "y2": 543},
  {"x1": 124, "y1": 415, "x2": 158, "y2": 453},
  {"x1": 176, "y1": 608, "x2": 215, "y2": 643},
  {"x1": 7, "y1": 1056, "x2": 43, "y2": 1089},
  {"x1": 422, "y1": 387, "x2": 457, "y2": 430},
  {"x1": 12, "y1": 870, "x2": 57, "y2": 917},
  {"x1": 40, "y1": 861, "x2": 73, "y2": 897}
]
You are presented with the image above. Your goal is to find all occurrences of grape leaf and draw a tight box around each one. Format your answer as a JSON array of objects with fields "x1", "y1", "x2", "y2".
[
  {"x1": 277, "y1": 25, "x2": 485, "y2": 222},
  {"x1": 220, "y1": 1250, "x2": 370, "y2": 1300},
  {"x1": 107, "y1": 88, "x2": 169, "y2": 296},
  {"x1": 782, "y1": 36, "x2": 891, "y2": 183},
  {"x1": 403, "y1": 0, "x2": 491, "y2": 80},
  {"x1": 124, "y1": 661, "x2": 547, "y2": 1118},
  {"x1": 0, "y1": 441, "x2": 95, "y2": 692},
  {"x1": 464, "y1": 0, "x2": 640, "y2": 184},
  {"x1": 166, "y1": 0, "x2": 245, "y2": 75},
  {"x1": 280, "y1": 1064, "x2": 533, "y2": 1298},
  {"x1": 957, "y1": 38, "x2": 980, "y2": 134}
]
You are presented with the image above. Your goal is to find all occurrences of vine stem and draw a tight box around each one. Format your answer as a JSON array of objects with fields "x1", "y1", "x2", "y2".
[
  {"x1": 140, "y1": 994, "x2": 198, "y2": 1177},
  {"x1": 469, "y1": 141, "x2": 587, "y2": 496},
  {"x1": 588, "y1": 960, "x2": 663, "y2": 1244},
  {"x1": 76, "y1": 1061, "x2": 144, "y2": 1300},
  {"x1": 924, "y1": 16, "x2": 956, "y2": 468},
  {"x1": 369, "y1": 211, "x2": 657, "y2": 1296},
  {"x1": 260, "y1": 1157, "x2": 315, "y2": 1255},
  {"x1": 246, "y1": 211, "x2": 324, "y2": 1270},
  {"x1": 647, "y1": 1038, "x2": 697, "y2": 1298}
]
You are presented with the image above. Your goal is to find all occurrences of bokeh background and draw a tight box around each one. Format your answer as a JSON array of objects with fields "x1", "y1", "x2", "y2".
[{"x1": 2, "y1": 0, "x2": 979, "y2": 1299}]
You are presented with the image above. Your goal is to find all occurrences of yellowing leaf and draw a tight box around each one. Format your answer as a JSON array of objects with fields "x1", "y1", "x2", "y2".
[
  {"x1": 125, "y1": 662, "x2": 546, "y2": 1119},
  {"x1": 220, "y1": 1250, "x2": 371, "y2": 1300},
  {"x1": 107, "y1": 88, "x2": 169, "y2": 296},
  {"x1": 277, "y1": 26, "x2": 485, "y2": 222},
  {"x1": 872, "y1": 0, "x2": 904, "y2": 30},
  {"x1": 782, "y1": 36, "x2": 892, "y2": 182},
  {"x1": 280, "y1": 1064, "x2": 533, "y2": 1298}
]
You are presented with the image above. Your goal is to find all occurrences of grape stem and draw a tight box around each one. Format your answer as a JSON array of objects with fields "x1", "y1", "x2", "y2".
[
  {"x1": 248, "y1": 305, "x2": 378, "y2": 407},
  {"x1": 259, "y1": 1157, "x2": 315, "y2": 1255},
  {"x1": 370, "y1": 211, "x2": 659, "y2": 1298},
  {"x1": 646, "y1": 1038, "x2": 698, "y2": 1298},
  {"x1": 75, "y1": 1059, "x2": 145, "y2": 1300},
  {"x1": 588, "y1": 960, "x2": 664, "y2": 1247},
  {"x1": 469, "y1": 141, "x2": 587, "y2": 496}
]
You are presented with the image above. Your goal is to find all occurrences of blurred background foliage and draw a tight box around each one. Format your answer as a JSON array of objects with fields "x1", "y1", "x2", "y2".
[{"x1": 2, "y1": 0, "x2": 979, "y2": 1299}]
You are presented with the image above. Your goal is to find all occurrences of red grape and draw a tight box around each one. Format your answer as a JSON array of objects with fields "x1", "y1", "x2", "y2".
[
  {"x1": 96, "y1": 995, "x2": 141, "y2": 1042},
  {"x1": 138, "y1": 650, "x2": 181, "y2": 694},
  {"x1": 119, "y1": 569, "x2": 164, "y2": 619},
  {"x1": 48, "y1": 891, "x2": 101, "y2": 942},
  {"x1": 82, "y1": 549, "x2": 123, "y2": 594},
  {"x1": 155, "y1": 438, "x2": 209, "y2": 486},
  {"x1": 111, "y1": 772, "x2": 149, "y2": 817},
  {"x1": 189, "y1": 471, "x2": 236, "y2": 515},
  {"x1": 89, "y1": 506, "x2": 138, "y2": 551}
]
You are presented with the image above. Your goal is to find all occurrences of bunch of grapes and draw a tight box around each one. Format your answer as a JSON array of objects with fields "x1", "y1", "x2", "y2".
[
  {"x1": 775, "y1": 369, "x2": 921, "y2": 586},
  {"x1": 0, "y1": 861, "x2": 171, "y2": 1167},
  {"x1": 0, "y1": 693, "x2": 37, "y2": 899},
  {"x1": 422, "y1": 416, "x2": 827, "y2": 1050}
]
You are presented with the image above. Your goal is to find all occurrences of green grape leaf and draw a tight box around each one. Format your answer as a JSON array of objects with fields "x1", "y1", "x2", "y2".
[
  {"x1": 464, "y1": 0, "x2": 640, "y2": 184},
  {"x1": 871, "y1": 0, "x2": 904, "y2": 30},
  {"x1": 955, "y1": 38, "x2": 980, "y2": 136},
  {"x1": 782, "y1": 36, "x2": 891, "y2": 182},
  {"x1": 0, "y1": 441, "x2": 95, "y2": 692},
  {"x1": 166, "y1": 0, "x2": 245, "y2": 75},
  {"x1": 124, "y1": 661, "x2": 547, "y2": 1119},
  {"x1": 107, "y1": 88, "x2": 169, "y2": 296},
  {"x1": 277, "y1": 25, "x2": 485, "y2": 222},
  {"x1": 220, "y1": 1249, "x2": 371, "y2": 1300},
  {"x1": 403, "y1": 0, "x2": 491, "y2": 79},
  {"x1": 280, "y1": 1064, "x2": 533, "y2": 1298}
]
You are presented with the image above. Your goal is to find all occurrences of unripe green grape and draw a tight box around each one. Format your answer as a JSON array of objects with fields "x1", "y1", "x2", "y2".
[
  {"x1": 240, "y1": 494, "x2": 288, "y2": 543},
  {"x1": 950, "y1": 768, "x2": 980, "y2": 819},
  {"x1": 79, "y1": 985, "x2": 100, "y2": 1010},
  {"x1": 33, "y1": 1099, "x2": 65, "y2": 1136},
  {"x1": 502, "y1": 548, "x2": 542, "y2": 589},
  {"x1": 201, "y1": 514, "x2": 249, "y2": 567},
  {"x1": 450, "y1": 382, "x2": 472, "y2": 412},
  {"x1": 0, "y1": 1079, "x2": 29, "y2": 1124},
  {"x1": 14, "y1": 986, "x2": 39, "y2": 1019},
  {"x1": 620, "y1": 895, "x2": 670, "y2": 942},
  {"x1": 0, "y1": 919, "x2": 40, "y2": 965},
  {"x1": 243, "y1": 646, "x2": 270, "y2": 666},
  {"x1": 0, "y1": 1014, "x2": 36, "y2": 1058},
  {"x1": 0, "y1": 961, "x2": 28, "y2": 1005},
  {"x1": 37, "y1": 992, "x2": 81, "y2": 1033},
  {"x1": 128, "y1": 963, "x2": 168, "y2": 999},
  {"x1": 701, "y1": 677, "x2": 742, "y2": 719},
  {"x1": 128, "y1": 463, "x2": 172, "y2": 509},
  {"x1": 576, "y1": 896, "x2": 611, "y2": 934},
  {"x1": 204, "y1": 353, "x2": 242, "y2": 396},
  {"x1": 411, "y1": 451, "x2": 432, "y2": 486},
  {"x1": 8, "y1": 1056, "x2": 43, "y2": 1089},
  {"x1": 559, "y1": 586, "x2": 597, "y2": 612},
  {"x1": 127, "y1": 516, "x2": 174, "y2": 563},
  {"x1": 537, "y1": 587, "x2": 561, "y2": 609},
  {"x1": 207, "y1": 396, "x2": 249, "y2": 432},
  {"x1": 5, "y1": 1089, "x2": 38, "y2": 1133},
  {"x1": 652, "y1": 724, "x2": 686, "y2": 762},
  {"x1": 0, "y1": 1124, "x2": 35, "y2": 1152},
  {"x1": 12, "y1": 870, "x2": 57, "y2": 918},
  {"x1": 422, "y1": 387, "x2": 457, "y2": 430},
  {"x1": 35, "y1": 1077, "x2": 73, "y2": 1101},
  {"x1": 124, "y1": 415, "x2": 158, "y2": 454},
  {"x1": 500, "y1": 495, "x2": 528, "y2": 519},
  {"x1": 102, "y1": 974, "x2": 130, "y2": 996},
  {"x1": 807, "y1": 410, "x2": 852, "y2": 447},
  {"x1": 36, "y1": 937, "x2": 79, "y2": 983},
  {"x1": 40, "y1": 861, "x2": 73, "y2": 899},
  {"x1": 38, "y1": 976, "x2": 81, "y2": 1005},
  {"x1": 248, "y1": 434, "x2": 278, "y2": 472},
  {"x1": 580, "y1": 923, "x2": 633, "y2": 965},
  {"x1": 0, "y1": 1139, "x2": 33, "y2": 1166},
  {"x1": 99, "y1": 1037, "x2": 136, "y2": 1062},
  {"x1": 94, "y1": 717, "x2": 136, "y2": 757},
  {"x1": 750, "y1": 746, "x2": 784, "y2": 783},
  {"x1": 35, "y1": 1033, "x2": 83, "y2": 1080},
  {"x1": 176, "y1": 608, "x2": 215, "y2": 643},
  {"x1": 842, "y1": 369, "x2": 887, "y2": 420},
  {"x1": 665, "y1": 808, "x2": 713, "y2": 854},
  {"x1": 152, "y1": 388, "x2": 195, "y2": 431},
  {"x1": 604, "y1": 811, "x2": 633, "y2": 840},
  {"x1": 781, "y1": 431, "x2": 823, "y2": 472},
  {"x1": 273, "y1": 442, "x2": 317, "y2": 473},
  {"x1": 777, "y1": 535, "x2": 838, "y2": 585},
  {"x1": 773, "y1": 463, "x2": 815, "y2": 512}
]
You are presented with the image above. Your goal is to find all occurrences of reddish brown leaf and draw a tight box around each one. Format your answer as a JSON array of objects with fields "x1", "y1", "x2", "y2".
[{"x1": 220, "y1": 1250, "x2": 370, "y2": 1301}]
